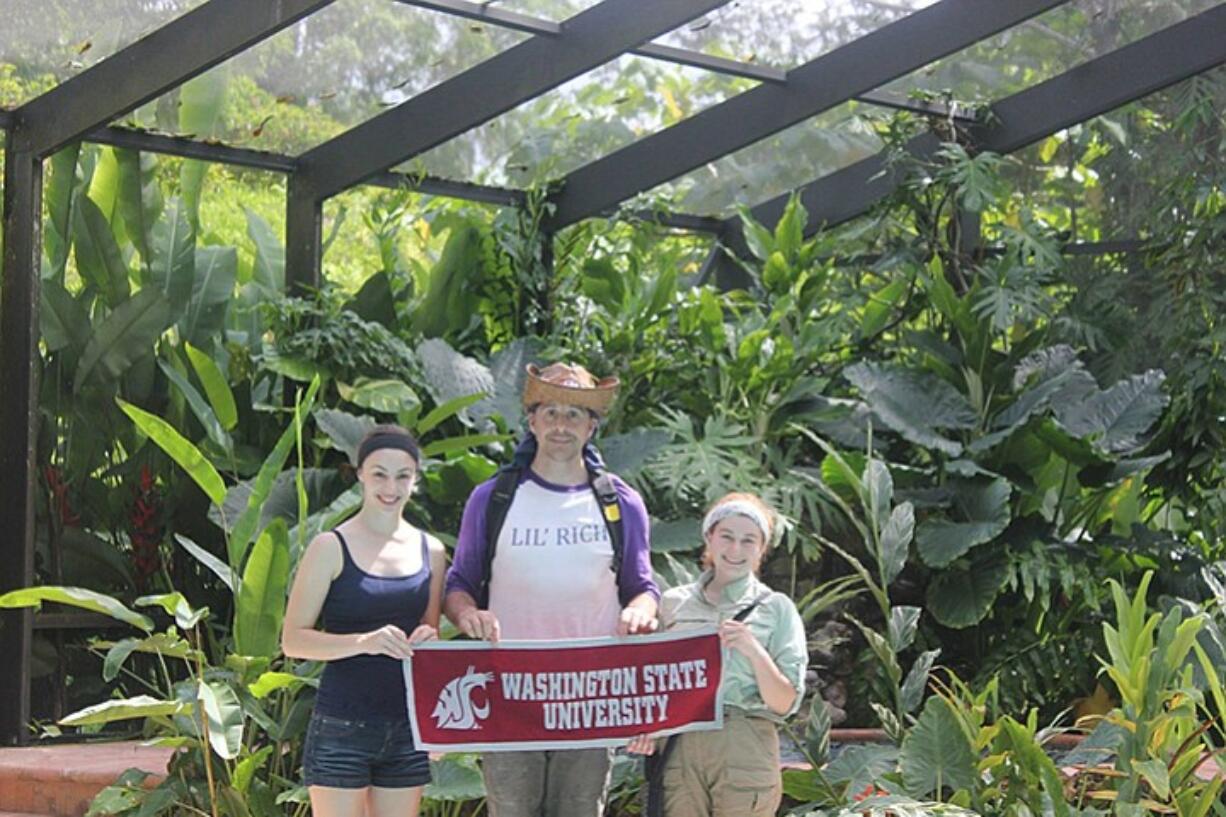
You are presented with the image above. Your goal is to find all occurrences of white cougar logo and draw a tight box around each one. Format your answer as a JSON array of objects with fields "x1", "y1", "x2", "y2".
[{"x1": 432, "y1": 665, "x2": 494, "y2": 730}]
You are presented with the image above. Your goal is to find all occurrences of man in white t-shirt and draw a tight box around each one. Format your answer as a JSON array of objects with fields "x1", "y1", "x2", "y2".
[{"x1": 444, "y1": 362, "x2": 658, "y2": 817}]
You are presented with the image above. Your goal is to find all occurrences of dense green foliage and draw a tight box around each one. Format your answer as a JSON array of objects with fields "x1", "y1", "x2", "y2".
[{"x1": 1, "y1": 5, "x2": 1224, "y2": 815}]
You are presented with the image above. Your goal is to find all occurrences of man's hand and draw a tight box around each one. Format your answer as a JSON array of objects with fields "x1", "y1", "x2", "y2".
[
  {"x1": 458, "y1": 608, "x2": 502, "y2": 643},
  {"x1": 617, "y1": 605, "x2": 658, "y2": 636}
]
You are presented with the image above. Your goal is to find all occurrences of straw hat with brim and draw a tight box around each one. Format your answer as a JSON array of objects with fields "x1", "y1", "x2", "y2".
[{"x1": 522, "y1": 363, "x2": 619, "y2": 416}]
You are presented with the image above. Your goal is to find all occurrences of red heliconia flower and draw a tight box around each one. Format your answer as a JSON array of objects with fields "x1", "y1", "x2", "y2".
[
  {"x1": 128, "y1": 464, "x2": 164, "y2": 591},
  {"x1": 43, "y1": 464, "x2": 80, "y2": 527}
]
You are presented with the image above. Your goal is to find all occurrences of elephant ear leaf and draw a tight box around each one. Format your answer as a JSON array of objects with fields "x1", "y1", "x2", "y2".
[
  {"x1": 845, "y1": 362, "x2": 976, "y2": 457},
  {"x1": 1054, "y1": 370, "x2": 1168, "y2": 455},
  {"x1": 926, "y1": 555, "x2": 1009, "y2": 629},
  {"x1": 899, "y1": 696, "x2": 977, "y2": 797},
  {"x1": 917, "y1": 478, "x2": 1011, "y2": 568}
]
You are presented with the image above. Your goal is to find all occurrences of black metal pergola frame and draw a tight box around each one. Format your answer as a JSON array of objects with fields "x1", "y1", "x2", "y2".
[{"x1": 1, "y1": 0, "x2": 1224, "y2": 742}]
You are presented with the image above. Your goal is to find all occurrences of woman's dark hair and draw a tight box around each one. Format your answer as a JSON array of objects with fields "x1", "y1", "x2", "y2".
[{"x1": 356, "y1": 424, "x2": 421, "y2": 469}]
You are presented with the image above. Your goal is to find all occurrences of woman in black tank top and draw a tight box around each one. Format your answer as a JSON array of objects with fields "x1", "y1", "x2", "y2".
[{"x1": 282, "y1": 425, "x2": 446, "y2": 817}]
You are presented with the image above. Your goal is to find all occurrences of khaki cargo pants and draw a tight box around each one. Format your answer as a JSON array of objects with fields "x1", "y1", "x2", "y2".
[
  {"x1": 482, "y1": 747, "x2": 612, "y2": 817},
  {"x1": 661, "y1": 711, "x2": 782, "y2": 817}
]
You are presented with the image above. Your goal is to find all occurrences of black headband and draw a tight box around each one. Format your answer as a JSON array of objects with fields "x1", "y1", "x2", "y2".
[{"x1": 357, "y1": 433, "x2": 420, "y2": 468}]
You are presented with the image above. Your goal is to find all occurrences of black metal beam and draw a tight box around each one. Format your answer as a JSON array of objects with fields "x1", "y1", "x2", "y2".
[
  {"x1": 1, "y1": 116, "x2": 528, "y2": 207},
  {"x1": 732, "y1": 4, "x2": 1226, "y2": 241},
  {"x1": 545, "y1": 0, "x2": 1068, "y2": 229},
  {"x1": 10, "y1": 0, "x2": 335, "y2": 158},
  {"x1": 0, "y1": 147, "x2": 41, "y2": 744},
  {"x1": 972, "y1": 5, "x2": 1226, "y2": 155},
  {"x1": 297, "y1": 0, "x2": 733, "y2": 200}
]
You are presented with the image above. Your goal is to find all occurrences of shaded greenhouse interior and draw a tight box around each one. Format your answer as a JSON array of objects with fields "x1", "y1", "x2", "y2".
[{"x1": 0, "y1": 0, "x2": 1224, "y2": 743}]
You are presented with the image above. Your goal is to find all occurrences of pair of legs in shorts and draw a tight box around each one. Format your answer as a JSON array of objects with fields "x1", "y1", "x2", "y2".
[
  {"x1": 304, "y1": 712, "x2": 431, "y2": 817},
  {"x1": 482, "y1": 747, "x2": 612, "y2": 817}
]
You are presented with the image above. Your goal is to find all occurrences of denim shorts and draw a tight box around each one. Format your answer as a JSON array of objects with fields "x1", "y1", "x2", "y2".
[{"x1": 302, "y1": 711, "x2": 431, "y2": 789}]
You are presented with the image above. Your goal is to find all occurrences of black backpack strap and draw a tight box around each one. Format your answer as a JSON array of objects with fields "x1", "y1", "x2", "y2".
[
  {"x1": 479, "y1": 467, "x2": 522, "y2": 608},
  {"x1": 588, "y1": 469, "x2": 624, "y2": 578}
]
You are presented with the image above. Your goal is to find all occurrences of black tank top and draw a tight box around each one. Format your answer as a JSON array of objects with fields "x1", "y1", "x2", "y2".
[{"x1": 313, "y1": 529, "x2": 431, "y2": 720}]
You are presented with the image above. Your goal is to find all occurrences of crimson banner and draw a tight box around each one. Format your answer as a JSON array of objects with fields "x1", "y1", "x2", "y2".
[{"x1": 404, "y1": 629, "x2": 723, "y2": 751}]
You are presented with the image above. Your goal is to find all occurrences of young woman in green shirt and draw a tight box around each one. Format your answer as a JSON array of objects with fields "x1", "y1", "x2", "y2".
[{"x1": 628, "y1": 492, "x2": 808, "y2": 817}]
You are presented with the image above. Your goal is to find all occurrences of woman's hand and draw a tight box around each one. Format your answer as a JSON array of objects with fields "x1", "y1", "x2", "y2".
[
  {"x1": 408, "y1": 624, "x2": 438, "y2": 646},
  {"x1": 625, "y1": 734, "x2": 657, "y2": 755},
  {"x1": 357, "y1": 625, "x2": 414, "y2": 659},
  {"x1": 719, "y1": 620, "x2": 767, "y2": 661}
]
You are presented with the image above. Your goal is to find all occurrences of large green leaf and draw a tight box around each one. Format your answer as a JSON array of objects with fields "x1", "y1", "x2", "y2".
[
  {"x1": 899, "y1": 696, "x2": 977, "y2": 797},
  {"x1": 60, "y1": 695, "x2": 189, "y2": 726},
  {"x1": 227, "y1": 377, "x2": 320, "y2": 567},
  {"x1": 315, "y1": 408, "x2": 376, "y2": 465},
  {"x1": 845, "y1": 362, "x2": 975, "y2": 456},
  {"x1": 159, "y1": 358, "x2": 231, "y2": 453},
  {"x1": 117, "y1": 397, "x2": 226, "y2": 505},
  {"x1": 344, "y1": 270, "x2": 397, "y2": 329},
  {"x1": 926, "y1": 557, "x2": 1010, "y2": 628},
  {"x1": 40, "y1": 279, "x2": 90, "y2": 353},
  {"x1": 600, "y1": 429, "x2": 672, "y2": 476},
  {"x1": 245, "y1": 208, "x2": 284, "y2": 292},
  {"x1": 72, "y1": 194, "x2": 130, "y2": 307},
  {"x1": 486, "y1": 336, "x2": 542, "y2": 428},
  {"x1": 134, "y1": 592, "x2": 209, "y2": 629},
  {"x1": 425, "y1": 753, "x2": 486, "y2": 801},
  {"x1": 860, "y1": 278, "x2": 907, "y2": 338},
  {"x1": 185, "y1": 341, "x2": 238, "y2": 430},
  {"x1": 198, "y1": 679, "x2": 244, "y2": 760},
  {"x1": 44, "y1": 143, "x2": 82, "y2": 280},
  {"x1": 416, "y1": 338, "x2": 494, "y2": 428},
  {"x1": 179, "y1": 71, "x2": 227, "y2": 229},
  {"x1": 234, "y1": 519, "x2": 290, "y2": 659},
  {"x1": 649, "y1": 518, "x2": 702, "y2": 553},
  {"x1": 210, "y1": 468, "x2": 346, "y2": 540},
  {"x1": 114, "y1": 148, "x2": 163, "y2": 266},
  {"x1": 824, "y1": 743, "x2": 898, "y2": 793},
  {"x1": 175, "y1": 534, "x2": 236, "y2": 594},
  {"x1": 74, "y1": 288, "x2": 173, "y2": 392},
  {"x1": 337, "y1": 377, "x2": 420, "y2": 414},
  {"x1": 916, "y1": 478, "x2": 1011, "y2": 568},
  {"x1": 0, "y1": 585, "x2": 152, "y2": 631},
  {"x1": 1054, "y1": 369, "x2": 1168, "y2": 454},
  {"x1": 147, "y1": 197, "x2": 196, "y2": 318},
  {"x1": 180, "y1": 246, "x2": 238, "y2": 347},
  {"x1": 421, "y1": 433, "x2": 510, "y2": 459}
]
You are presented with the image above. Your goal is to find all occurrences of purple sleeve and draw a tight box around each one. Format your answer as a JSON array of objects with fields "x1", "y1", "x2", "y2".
[
  {"x1": 613, "y1": 476, "x2": 659, "y2": 606},
  {"x1": 444, "y1": 479, "x2": 496, "y2": 601}
]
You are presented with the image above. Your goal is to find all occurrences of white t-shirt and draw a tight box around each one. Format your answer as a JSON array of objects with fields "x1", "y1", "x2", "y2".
[{"x1": 487, "y1": 473, "x2": 621, "y2": 640}]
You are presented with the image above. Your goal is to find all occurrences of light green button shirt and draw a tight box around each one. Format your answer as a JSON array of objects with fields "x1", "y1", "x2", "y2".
[{"x1": 659, "y1": 570, "x2": 807, "y2": 722}]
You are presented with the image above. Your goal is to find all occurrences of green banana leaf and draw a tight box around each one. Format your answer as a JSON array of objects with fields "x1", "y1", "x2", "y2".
[
  {"x1": 185, "y1": 341, "x2": 238, "y2": 430},
  {"x1": 73, "y1": 288, "x2": 172, "y2": 392},
  {"x1": 179, "y1": 70, "x2": 228, "y2": 229},
  {"x1": 147, "y1": 197, "x2": 196, "y2": 319},
  {"x1": 234, "y1": 518, "x2": 290, "y2": 659},
  {"x1": 180, "y1": 246, "x2": 238, "y2": 348},
  {"x1": 117, "y1": 397, "x2": 227, "y2": 505},
  {"x1": 44, "y1": 143, "x2": 82, "y2": 280},
  {"x1": 0, "y1": 585, "x2": 152, "y2": 631},
  {"x1": 114, "y1": 147, "x2": 163, "y2": 267},
  {"x1": 72, "y1": 194, "x2": 130, "y2": 307}
]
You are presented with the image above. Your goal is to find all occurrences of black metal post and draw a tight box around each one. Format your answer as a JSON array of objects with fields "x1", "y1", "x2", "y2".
[
  {"x1": 0, "y1": 146, "x2": 42, "y2": 744},
  {"x1": 285, "y1": 173, "x2": 323, "y2": 295}
]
